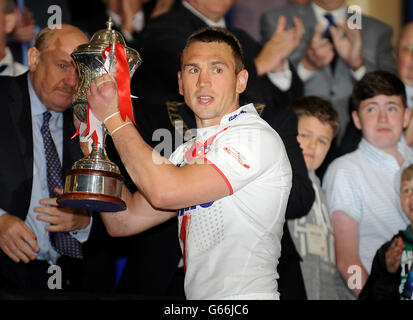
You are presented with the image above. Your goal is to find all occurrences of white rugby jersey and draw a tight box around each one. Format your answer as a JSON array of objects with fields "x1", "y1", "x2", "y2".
[{"x1": 169, "y1": 103, "x2": 292, "y2": 300}]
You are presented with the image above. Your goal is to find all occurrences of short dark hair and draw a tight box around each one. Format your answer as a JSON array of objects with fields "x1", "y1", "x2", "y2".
[
  {"x1": 181, "y1": 27, "x2": 245, "y2": 74},
  {"x1": 352, "y1": 70, "x2": 407, "y2": 110},
  {"x1": 402, "y1": 164, "x2": 413, "y2": 183},
  {"x1": 33, "y1": 27, "x2": 58, "y2": 52},
  {"x1": 290, "y1": 96, "x2": 339, "y2": 136}
]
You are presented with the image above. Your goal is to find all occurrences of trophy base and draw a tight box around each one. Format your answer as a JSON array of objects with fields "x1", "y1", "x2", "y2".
[{"x1": 58, "y1": 192, "x2": 126, "y2": 212}]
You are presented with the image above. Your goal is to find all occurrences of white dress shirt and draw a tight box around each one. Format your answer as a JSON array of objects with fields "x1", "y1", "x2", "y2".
[{"x1": 0, "y1": 47, "x2": 28, "y2": 77}]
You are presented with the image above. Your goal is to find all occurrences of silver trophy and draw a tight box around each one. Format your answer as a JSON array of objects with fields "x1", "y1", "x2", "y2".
[{"x1": 57, "y1": 18, "x2": 142, "y2": 212}]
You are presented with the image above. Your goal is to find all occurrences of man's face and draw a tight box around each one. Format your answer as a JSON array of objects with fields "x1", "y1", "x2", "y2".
[
  {"x1": 178, "y1": 41, "x2": 248, "y2": 128},
  {"x1": 28, "y1": 27, "x2": 88, "y2": 112},
  {"x1": 186, "y1": 0, "x2": 233, "y2": 22},
  {"x1": 352, "y1": 95, "x2": 410, "y2": 153},
  {"x1": 400, "y1": 177, "x2": 413, "y2": 224},
  {"x1": 297, "y1": 115, "x2": 334, "y2": 172},
  {"x1": 397, "y1": 26, "x2": 413, "y2": 87}
]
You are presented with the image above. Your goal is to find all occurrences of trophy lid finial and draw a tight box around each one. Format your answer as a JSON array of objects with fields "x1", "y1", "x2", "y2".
[{"x1": 106, "y1": 17, "x2": 113, "y2": 30}]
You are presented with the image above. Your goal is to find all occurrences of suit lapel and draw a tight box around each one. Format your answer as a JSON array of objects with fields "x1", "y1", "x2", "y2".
[
  {"x1": 9, "y1": 74, "x2": 82, "y2": 186},
  {"x1": 305, "y1": 2, "x2": 318, "y2": 30},
  {"x1": 8, "y1": 73, "x2": 34, "y2": 185}
]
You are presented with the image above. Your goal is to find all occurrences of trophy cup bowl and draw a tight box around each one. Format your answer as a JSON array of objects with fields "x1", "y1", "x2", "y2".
[{"x1": 57, "y1": 18, "x2": 142, "y2": 212}]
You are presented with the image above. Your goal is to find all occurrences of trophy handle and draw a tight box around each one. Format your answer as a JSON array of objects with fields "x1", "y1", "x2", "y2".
[{"x1": 91, "y1": 120, "x2": 108, "y2": 153}]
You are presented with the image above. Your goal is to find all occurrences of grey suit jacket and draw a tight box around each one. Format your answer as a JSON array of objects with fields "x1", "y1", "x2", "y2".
[{"x1": 260, "y1": 2, "x2": 397, "y2": 141}]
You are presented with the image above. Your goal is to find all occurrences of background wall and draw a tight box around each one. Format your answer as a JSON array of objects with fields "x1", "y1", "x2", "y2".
[
  {"x1": 229, "y1": 0, "x2": 289, "y2": 42},
  {"x1": 346, "y1": 0, "x2": 402, "y2": 46}
]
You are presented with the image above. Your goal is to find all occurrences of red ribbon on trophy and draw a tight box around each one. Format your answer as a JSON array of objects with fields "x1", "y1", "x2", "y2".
[{"x1": 102, "y1": 42, "x2": 136, "y2": 125}]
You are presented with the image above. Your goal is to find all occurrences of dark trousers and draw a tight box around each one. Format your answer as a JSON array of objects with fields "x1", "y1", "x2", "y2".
[
  {"x1": 0, "y1": 253, "x2": 86, "y2": 299},
  {"x1": 277, "y1": 255, "x2": 308, "y2": 300}
]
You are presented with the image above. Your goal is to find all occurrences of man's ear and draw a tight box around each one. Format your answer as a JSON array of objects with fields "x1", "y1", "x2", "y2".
[
  {"x1": 27, "y1": 47, "x2": 40, "y2": 72},
  {"x1": 236, "y1": 69, "x2": 248, "y2": 94},
  {"x1": 177, "y1": 71, "x2": 183, "y2": 96},
  {"x1": 4, "y1": 12, "x2": 17, "y2": 35},
  {"x1": 352, "y1": 110, "x2": 362, "y2": 130}
]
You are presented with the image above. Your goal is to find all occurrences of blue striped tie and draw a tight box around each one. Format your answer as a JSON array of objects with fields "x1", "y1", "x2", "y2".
[{"x1": 41, "y1": 111, "x2": 83, "y2": 259}]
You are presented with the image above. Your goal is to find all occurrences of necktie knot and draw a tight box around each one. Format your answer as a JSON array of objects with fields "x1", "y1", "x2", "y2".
[{"x1": 324, "y1": 13, "x2": 335, "y2": 27}]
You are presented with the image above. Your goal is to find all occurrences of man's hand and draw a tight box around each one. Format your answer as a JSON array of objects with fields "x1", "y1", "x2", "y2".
[
  {"x1": 150, "y1": 0, "x2": 174, "y2": 19},
  {"x1": 11, "y1": 7, "x2": 35, "y2": 43},
  {"x1": 0, "y1": 214, "x2": 39, "y2": 263},
  {"x1": 120, "y1": 0, "x2": 135, "y2": 35},
  {"x1": 255, "y1": 16, "x2": 305, "y2": 75},
  {"x1": 385, "y1": 237, "x2": 405, "y2": 274},
  {"x1": 330, "y1": 21, "x2": 363, "y2": 71},
  {"x1": 35, "y1": 188, "x2": 90, "y2": 232},
  {"x1": 87, "y1": 74, "x2": 119, "y2": 122},
  {"x1": 301, "y1": 23, "x2": 335, "y2": 72}
]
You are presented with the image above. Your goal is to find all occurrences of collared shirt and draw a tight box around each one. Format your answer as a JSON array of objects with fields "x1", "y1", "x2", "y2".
[
  {"x1": 182, "y1": 0, "x2": 226, "y2": 28},
  {"x1": 312, "y1": 2, "x2": 347, "y2": 29},
  {"x1": 182, "y1": 0, "x2": 292, "y2": 91},
  {"x1": 323, "y1": 137, "x2": 412, "y2": 273},
  {"x1": 0, "y1": 74, "x2": 92, "y2": 265},
  {"x1": 297, "y1": 2, "x2": 366, "y2": 82},
  {"x1": 0, "y1": 47, "x2": 28, "y2": 77}
]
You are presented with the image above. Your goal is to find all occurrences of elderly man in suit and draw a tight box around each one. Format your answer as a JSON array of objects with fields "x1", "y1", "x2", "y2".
[
  {"x1": 260, "y1": 0, "x2": 396, "y2": 144},
  {"x1": 0, "y1": 24, "x2": 95, "y2": 295}
]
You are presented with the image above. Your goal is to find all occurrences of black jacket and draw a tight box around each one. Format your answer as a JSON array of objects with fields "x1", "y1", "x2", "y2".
[{"x1": 359, "y1": 229, "x2": 413, "y2": 300}]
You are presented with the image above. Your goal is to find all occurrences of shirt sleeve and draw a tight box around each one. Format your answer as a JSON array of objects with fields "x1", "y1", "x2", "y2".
[
  {"x1": 203, "y1": 125, "x2": 290, "y2": 195},
  {"x1": 350, "y1": 65, "x2": 366, "y2": 81},
  {"x1": 69, "y1": 216, "x2": 93, "y2": 243},
  {"x1": 322, "y1": 161, "x2": 362, "y2": 222},
  {"x1": 297, "y1": 61, "x2": 316, "y2": 82},
  {"x1": 266, "y1": 59, "x2": 292, "y2": 91}
]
